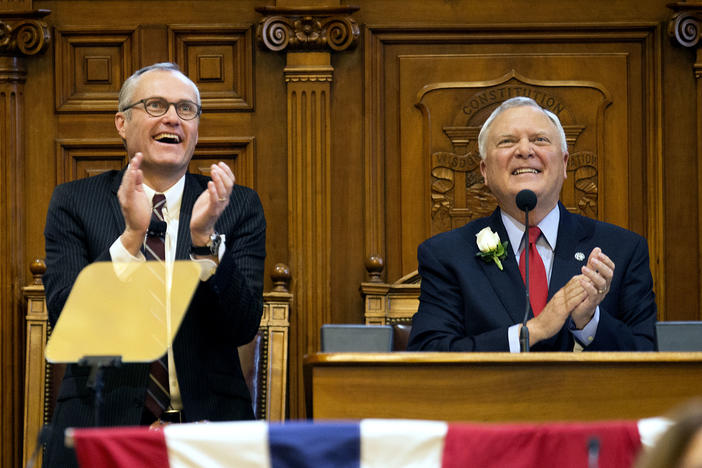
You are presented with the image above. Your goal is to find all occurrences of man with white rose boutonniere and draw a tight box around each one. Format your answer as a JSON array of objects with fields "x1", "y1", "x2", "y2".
[{"x1": 408, "y1": 96, "x2": 657, "y2": 352}]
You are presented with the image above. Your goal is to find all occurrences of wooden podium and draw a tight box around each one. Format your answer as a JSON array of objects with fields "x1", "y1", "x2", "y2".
[{"x1": 304, "y1": 352, "x2": 702, "y2": 421}]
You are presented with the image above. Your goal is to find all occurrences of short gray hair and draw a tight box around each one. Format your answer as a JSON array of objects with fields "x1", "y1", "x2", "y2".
[
  {"x1": 477, "y1": 96, "x2": 568, "y2": 159},
  {"x1": 117, "y1": 62, "x2": 201, "y2": 115}
]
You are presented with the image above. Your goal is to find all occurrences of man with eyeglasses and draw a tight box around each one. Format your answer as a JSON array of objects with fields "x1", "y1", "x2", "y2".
[{"x1": 42, "y1": 62, "x2": 265, "y2": 467}]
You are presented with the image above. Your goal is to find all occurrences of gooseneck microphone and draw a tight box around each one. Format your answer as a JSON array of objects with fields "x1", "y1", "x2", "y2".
[{"x1": 516, "y1": 189, "x2": 537, "y2": 352}]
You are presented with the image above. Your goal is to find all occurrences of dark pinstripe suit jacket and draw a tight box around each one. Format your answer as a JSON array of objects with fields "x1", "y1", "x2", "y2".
[{"x1": 42, "y1": 169, "x2": 265, "y2": 467}]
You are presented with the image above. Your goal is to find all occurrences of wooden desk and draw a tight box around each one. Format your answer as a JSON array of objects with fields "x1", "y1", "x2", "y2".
[{"x1": 304, "y1": 352, "x2": 702, "y2": 421}]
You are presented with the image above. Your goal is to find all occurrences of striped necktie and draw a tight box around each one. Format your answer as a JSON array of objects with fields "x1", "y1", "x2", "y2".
[{"x1": 143, "y1": 193, "x2": 170, "y2": 419}]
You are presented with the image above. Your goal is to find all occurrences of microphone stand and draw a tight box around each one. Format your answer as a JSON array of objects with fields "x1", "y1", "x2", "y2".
[{"x1": 519, "y1": 207, "x2": 531, "y2": 352}]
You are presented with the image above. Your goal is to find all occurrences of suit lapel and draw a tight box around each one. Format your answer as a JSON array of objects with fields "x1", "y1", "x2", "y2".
[
  {"x1": 548, "y1": 203, "x2": 592, "y2": 297},
  {"x1": 109, "y1": 170, "x2": 127, "y2": 235},
  {"x1": 477, "y1": 209, "x2": 527, "y2": 324},
  {"x1": 176, "y1": 174, "x2": 200, "y2": 260}
]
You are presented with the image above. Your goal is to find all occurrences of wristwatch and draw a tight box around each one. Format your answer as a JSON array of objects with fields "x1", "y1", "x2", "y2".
[{"x1": 190, "y1": 231, "x2": 222, "y2": 256}]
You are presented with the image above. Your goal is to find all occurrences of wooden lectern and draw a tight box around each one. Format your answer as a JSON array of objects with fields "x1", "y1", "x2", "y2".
[{"x1": 304, "y1": 352, "x2": 702, "y2": 422}]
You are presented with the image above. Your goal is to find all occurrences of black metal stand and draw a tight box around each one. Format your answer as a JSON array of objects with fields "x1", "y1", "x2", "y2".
[
  {"x1": 78, "y1": 355, "x2": 122, "y2": 427},
  {"x1": 520, "y1": 210, "x2": 531, "y2": 353}
]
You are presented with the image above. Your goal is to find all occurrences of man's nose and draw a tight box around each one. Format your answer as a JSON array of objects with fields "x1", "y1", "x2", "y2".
[
  {"x1": 515, "y1": 138, "x2": 533, "y2": 157},
  {"x1": 161, "y1": 103, "x2": 181, "y2": 122}
]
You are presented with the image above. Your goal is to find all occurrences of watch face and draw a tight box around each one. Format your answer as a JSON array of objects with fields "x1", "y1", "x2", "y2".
[
  {"x1": 208, "y1": 233, "x2": 221, "y2": 255},
  {"x1": 191, "y1": 232, "x2": 221, "y2": 256}
]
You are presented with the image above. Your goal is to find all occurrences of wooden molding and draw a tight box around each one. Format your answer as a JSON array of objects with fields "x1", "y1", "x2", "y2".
[
  {"x1": 169, "y1": 25, "x2": 254, "y2": 110},
  {"x1": 0, "y1": 9, "x2": 50, "y2": 57},
  {"x1": 54, "y1": 26, "x2": 138, "y2": 113},
  {"x1": 55, "y1": 138, "x2": 126, "y2": 184},
  {"x1": 55, "y1": 136, "x2": 255, "y2": 188},
  {"x1": 255, "y1": 6, "x2": 359, "y2": 53},
  {"x1": 190, "y1": 137, "x2": 256, "y2": 189}
]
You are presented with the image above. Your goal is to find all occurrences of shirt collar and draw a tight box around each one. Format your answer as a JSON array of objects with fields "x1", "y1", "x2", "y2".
[
  {"x1": 501, "y1": 204, "x2": 560, "y2": 256},
  {"x1": 142, "y1": 175, "x2": 185, "y2": 220}
]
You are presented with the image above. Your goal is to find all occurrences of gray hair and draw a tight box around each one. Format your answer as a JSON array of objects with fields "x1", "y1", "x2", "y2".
[
  {"x1": 477, "y1": 96, "x2": 568, "y2": 159},
  {"x1": 117, "y1": 62, "x2": 201, "y2": 116}
]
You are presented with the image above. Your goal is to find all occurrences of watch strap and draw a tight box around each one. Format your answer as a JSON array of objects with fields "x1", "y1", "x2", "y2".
[{"x1": 190, "y1": 231, "x2": 221, "y2": 256}]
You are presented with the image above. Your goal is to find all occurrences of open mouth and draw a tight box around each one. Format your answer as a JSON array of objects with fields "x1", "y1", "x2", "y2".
[
  {"x1": 512, "y1": 168, "x2": 540, "y2": 175},
  {"x1": 153, "y1": 132, "x2": 182, "y2": 144}
]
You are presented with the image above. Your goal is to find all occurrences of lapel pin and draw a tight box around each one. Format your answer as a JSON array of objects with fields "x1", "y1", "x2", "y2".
[{"x1": 574, "y1": 252, "x2": 585, "y2": 261}]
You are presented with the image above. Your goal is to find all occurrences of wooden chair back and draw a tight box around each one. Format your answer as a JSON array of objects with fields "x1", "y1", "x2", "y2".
[{"x1": 361, "y1": 256, "x2": 420, "y2": 350}]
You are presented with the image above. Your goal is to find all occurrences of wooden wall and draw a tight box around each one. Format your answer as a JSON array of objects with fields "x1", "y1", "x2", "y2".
[{"x1": 2, "y1": 0, "x2": 701, "y2": 466}]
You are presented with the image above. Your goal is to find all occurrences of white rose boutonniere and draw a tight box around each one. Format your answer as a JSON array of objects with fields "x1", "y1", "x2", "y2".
[{"x1": 475, "y1": 227, "x2": 508, "y2": 271}]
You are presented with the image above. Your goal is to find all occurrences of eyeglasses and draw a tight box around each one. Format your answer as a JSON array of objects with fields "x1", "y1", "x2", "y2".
[{"x1": 121, "y1": 97, "x2": 202, "y2": 120}]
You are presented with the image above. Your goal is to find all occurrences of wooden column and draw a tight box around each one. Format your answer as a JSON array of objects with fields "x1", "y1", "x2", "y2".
[
  {"x1": 0, "y1": 6, "x2": 49, "y2": 467},
  {"x1": 257, "y1": 6, "x2": 358, "y2": 418},
  {"x1": 668, "y1": 2, "x2": 702, "y2": 317}
]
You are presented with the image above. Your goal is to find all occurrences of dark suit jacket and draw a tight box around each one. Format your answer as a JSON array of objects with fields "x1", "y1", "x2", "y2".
[
  {"x1": 408, "y1": 204, "x2": 657, "y2": 352},
  {"x1": 42, "y1": 170, "x2": 266, "y2": 467}
]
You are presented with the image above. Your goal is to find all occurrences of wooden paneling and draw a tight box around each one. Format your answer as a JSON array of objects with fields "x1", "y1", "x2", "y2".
[
  {"x1": 2, "y1": 1, "x2": 701, "y2": 466},
  {"x1": 363, "y1": 26, "x2": 662, "y2": 303},
  {"x1": 56, "y1": 139, "x2": 126, "y2": 182},
  {"x1": 188, "y1": 137, "x2": 256, "y2": 188},
  {"x1": 54, "y1": 27, "x2": 138, "y2": 112},
  {"x1": 169, "y1": 25, "x2": 254, "y2": 110},
  {"x1": 55, "y1": 137, "x2": 255, "y2": 187}
]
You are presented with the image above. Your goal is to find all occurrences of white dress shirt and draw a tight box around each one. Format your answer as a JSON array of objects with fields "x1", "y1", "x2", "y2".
[
  {"x1": 108, "y1": 175, "x2": 226, "y2": 411},
  {"x1": 501, "y1": 205, "x2": 599, "y2": 352}
]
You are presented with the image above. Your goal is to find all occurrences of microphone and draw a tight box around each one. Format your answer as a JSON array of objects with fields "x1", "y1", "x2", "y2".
[
  {"x1": 516, "y1": 189, "x2": 537, "y2": 212},
  {"x1": 587, "y1": 437, "x2": 600, "y2": 468},
  {"x1": 516, "y1": 189, "x2": 537, "y2": 352},
  {"x1": 147, "y1": 219, "x2": 167, "y2": 238}
]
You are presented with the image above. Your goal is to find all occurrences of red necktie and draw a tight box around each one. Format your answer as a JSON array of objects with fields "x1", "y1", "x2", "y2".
[
  {"x1": 519, "y1": 226, "x2": 548, "y2": 316},
  {"x1": 143, "y1": 194, "x2": 170, "y2": 419}
]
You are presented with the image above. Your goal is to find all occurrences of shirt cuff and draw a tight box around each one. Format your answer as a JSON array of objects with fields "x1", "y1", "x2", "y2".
[
  {"x1": 189, "y1": 235, "x2": 226, "y2": 281},
  {"x1": 508, "y1": 324, "x2": 521, "y2": 353},
  {"x1": 569, "y1": 306, "x2": 600, "y2": 347},
  {"x1": 109, "y1": 237, "x2": 145, "y2": 280}
]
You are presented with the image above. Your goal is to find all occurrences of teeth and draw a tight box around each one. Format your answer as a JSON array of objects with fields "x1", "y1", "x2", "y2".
[
  {"x1": 512, "y1": 168, "x2": 539, "y2": 175},
  {"x1": 154, "y1": 133, "x2": 181, "y2": 143}
]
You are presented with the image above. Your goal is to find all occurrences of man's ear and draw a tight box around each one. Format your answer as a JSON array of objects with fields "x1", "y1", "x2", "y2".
[
  {"x1": 115, "y1": 112, "x2": 127, "y2": 139},
  {"x1": 562, "y1": 152, "x2": 569, "y2": 179},
  {"x1": 479, "y1": 159, "x2": 489, "y2": 187}
]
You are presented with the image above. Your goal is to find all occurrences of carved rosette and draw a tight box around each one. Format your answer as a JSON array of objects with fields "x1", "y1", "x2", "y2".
[
  {"x1": 668, "y1": 3, "x2": 702, "y2": 48},
  {"x1": 668, "y1": 3, "x2": 702, "y2": 77},
  {"x1": 256, "y1": 7, "x2": 359, "y2": 53},
  {"x1": 0, "y1": 16, "x2": 49, "y2": 56},
  {"x1": 669, "y1": 11, "x2": 701, "y2": 48}
]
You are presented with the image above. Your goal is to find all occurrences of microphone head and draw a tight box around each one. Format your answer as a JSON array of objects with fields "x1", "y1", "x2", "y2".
[{"x1": 516, "y1": 189, "x2": 537, "y2": 212}]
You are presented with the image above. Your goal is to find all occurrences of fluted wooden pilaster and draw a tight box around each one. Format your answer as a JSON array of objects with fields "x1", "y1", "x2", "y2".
[
  {"x1": 0, "y1": 54, "x2": 26, "y2": 468},
  {"x1": 285, "y1": 52, "x2": 333, "y2": 419},
  {"x1": 257, "y1": 5, "x2": 358, "y2": 418},
  {"x1": 0, "y1": 7, "x2": 49, "y2": 467},
  {"x1": 668, "y1": 1, "x2": 702, "y2": 314}
]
